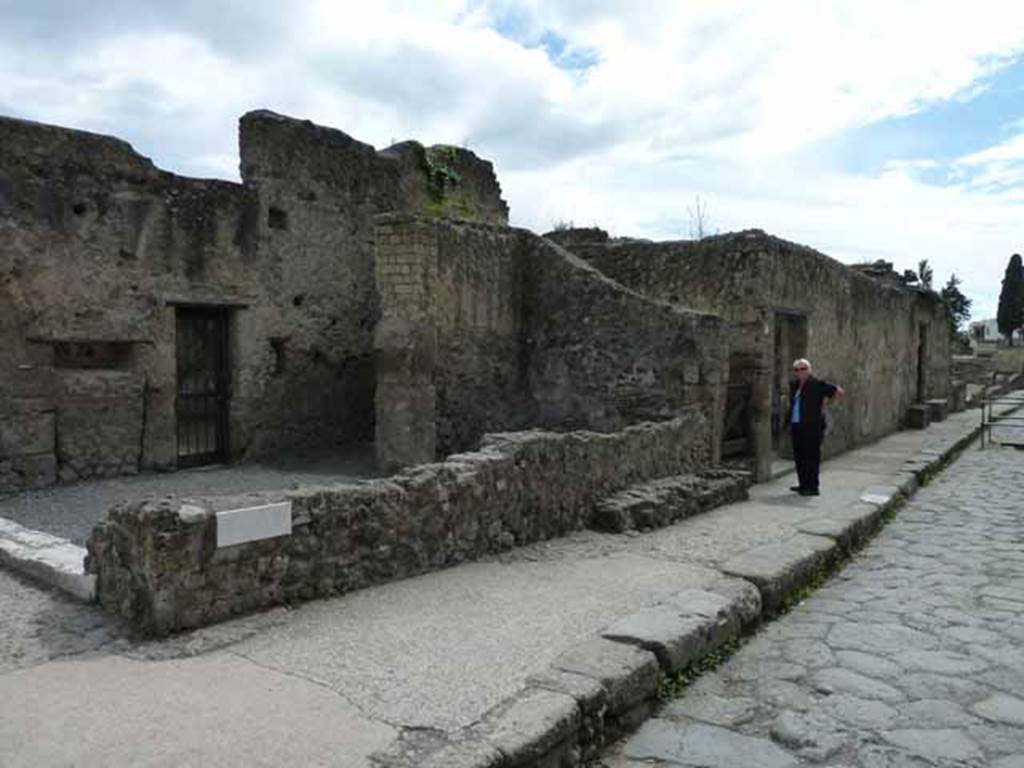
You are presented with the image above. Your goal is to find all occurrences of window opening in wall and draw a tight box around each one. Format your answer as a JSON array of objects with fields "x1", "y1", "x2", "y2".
[
  {"x1": 269, "y1": 337, "x2": 287, "y2": 376},
  {"x1": 267, "y1": 206, "x2": 288, "y2": 230},
  {"x1": 53, "y1": 341, "x2": 132, "y2": 369},
  {"x1": 176, "y1": 307, "x2": 231, "y2": 467}
]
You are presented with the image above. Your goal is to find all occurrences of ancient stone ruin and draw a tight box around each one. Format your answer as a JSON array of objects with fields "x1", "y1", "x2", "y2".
[{"x1": 0, "y1": 110, "x2": 954, "y2": 634}]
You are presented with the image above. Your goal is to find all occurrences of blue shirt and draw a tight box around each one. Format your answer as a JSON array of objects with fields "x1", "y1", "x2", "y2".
[{"x1": 791, "y1": 388, "x2": 802, "y2": 424}]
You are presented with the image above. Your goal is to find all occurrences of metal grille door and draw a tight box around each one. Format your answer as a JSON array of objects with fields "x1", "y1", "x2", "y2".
[{"x1": 176, "y1": 308, "x2": 230, "y2": 467}]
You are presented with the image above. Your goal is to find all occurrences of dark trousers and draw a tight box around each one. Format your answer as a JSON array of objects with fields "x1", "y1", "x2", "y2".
[{"x1": 791, "y1": 422, "x2": 823, "y2": 491}]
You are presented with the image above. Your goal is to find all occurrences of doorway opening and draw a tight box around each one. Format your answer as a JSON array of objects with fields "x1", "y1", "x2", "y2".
[
  {"x1": 175, "y1": 307, "x2": 231, "y2": 467},
  {"x1": 771, "y1": 312, "x2": 808, "y2": 454},
  {"x1": 917, "y1": 323, "x2": 928, "y2": 401}
]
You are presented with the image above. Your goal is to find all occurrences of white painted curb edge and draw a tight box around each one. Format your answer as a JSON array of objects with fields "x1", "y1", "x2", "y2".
[{"x1": 0, "y1": 516, "x2": 95, "y2": 602}]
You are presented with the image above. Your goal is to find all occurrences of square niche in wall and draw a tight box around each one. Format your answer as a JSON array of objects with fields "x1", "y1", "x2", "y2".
[
  {"x1": 267, "y1": 206, "x2": 289, "y2": 230},
  {"x1": 53, "y1": 341, "x2": 133, "y2": 369}
]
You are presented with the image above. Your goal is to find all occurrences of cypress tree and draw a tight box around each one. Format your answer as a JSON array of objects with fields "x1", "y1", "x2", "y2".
[{"x1": 997, "y1": 254, "x2": 1024, "y2": 346}]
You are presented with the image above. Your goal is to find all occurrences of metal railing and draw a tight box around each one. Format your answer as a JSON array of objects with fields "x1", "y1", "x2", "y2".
[{"x1": 979, "y1": 392, "x2": 1024, "y2": 448}]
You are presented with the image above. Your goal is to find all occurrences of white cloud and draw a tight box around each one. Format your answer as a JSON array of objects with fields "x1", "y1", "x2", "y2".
[{"x1": 2, "y1": 0, "x2": 1024, "y2": 317}]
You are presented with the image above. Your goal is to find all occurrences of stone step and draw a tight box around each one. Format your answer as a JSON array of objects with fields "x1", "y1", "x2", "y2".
[
  {"x1": 924, "y1": 397, "x2": 949, "y2": 422},
  {"x1": 591, "y1": 469, "x2": 752, "y2": 533},
  {"x1": 906, "y1": 403, "x2": 931, "y2": 429}
]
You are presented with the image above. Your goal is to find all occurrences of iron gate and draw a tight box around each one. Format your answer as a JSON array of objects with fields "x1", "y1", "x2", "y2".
[{"x1": 176, "y1": 307, "x2": 230, "y2": 467}]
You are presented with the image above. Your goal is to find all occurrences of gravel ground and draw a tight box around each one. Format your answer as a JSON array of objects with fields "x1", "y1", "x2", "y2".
[
  {"x1": 0, "y1": 568, "x2": 117, "y2": 675},
  {"x1": 0, "y1": 444, "x2": 379, "y2": 545}
]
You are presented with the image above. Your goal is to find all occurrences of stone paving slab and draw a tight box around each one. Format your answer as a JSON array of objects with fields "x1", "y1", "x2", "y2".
[
  {"x1": 720, "y1": 533, "x2": 837, "y2": 615},
  {"x1": 0, "y1": 399, "x2": 1018, "y2": 767},
  {"x1": 0, "y1": 651, "x2": 396, "y2": 768},
  {"x1": 602, "y1": 433, "x2": 1024, "y2": 767}
]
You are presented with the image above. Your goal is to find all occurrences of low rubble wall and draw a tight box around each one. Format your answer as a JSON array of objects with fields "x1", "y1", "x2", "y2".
[{"x1": 87, "y1": 411, "x2": 710, "y2": 636}]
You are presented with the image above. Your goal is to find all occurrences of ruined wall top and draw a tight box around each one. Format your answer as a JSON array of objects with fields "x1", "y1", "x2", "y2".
[
  {"x1": 238, "y1": 109, "x2": 508, "y2": 224},
  {"x1": 0, "y1": 115, "x2": 159, "y2": 183},
  {"x1": 0, "y1": 109, "x2": 509, "y2": 227},
  {"x1": 558, "y1": 227, "x2": 945, "y2": 305}
]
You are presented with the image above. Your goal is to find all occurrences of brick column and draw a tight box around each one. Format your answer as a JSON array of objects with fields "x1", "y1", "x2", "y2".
[{"x1": 373, "y1": 215, "x2": 439, "y2": 470}]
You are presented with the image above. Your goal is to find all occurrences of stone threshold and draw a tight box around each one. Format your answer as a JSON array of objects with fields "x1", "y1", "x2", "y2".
[
  {"x1": 0, "y1": 517, "x2": 95, "y2": 601},
  {"x1": 371, "y1": 396, "x2": 1021, "y2": 767}
]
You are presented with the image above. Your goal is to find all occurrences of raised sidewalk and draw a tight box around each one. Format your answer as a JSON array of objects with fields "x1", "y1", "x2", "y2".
[{"x1": 0, "y1": 401, "x2": 1014, "y2": 768}]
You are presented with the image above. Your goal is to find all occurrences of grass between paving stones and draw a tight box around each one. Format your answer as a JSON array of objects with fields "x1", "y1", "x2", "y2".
[
  {"x1": 657, "y1": 536, "x2": 867, "y2": 700},
  {"x1": 657, "y1": 424, "x2": 989, "y2": 703},
  {"x1": 658, "y1": 636, "x2": 744, "y2": 700}
]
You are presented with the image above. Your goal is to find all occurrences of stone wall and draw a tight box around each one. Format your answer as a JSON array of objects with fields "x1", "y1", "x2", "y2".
[
  {"x1": 86, "y1": 412, "x2": 710, "y2": 636},
  {"x1": 526, "y1": 238, "x2": 727, "y2": 453},
  {"x1": 0, "y1": 112, "x2": 508, "y2": 491},
  {"x1": 0, "y1": 115, "x2": 258, "y2": 487},
  {"x1": 374, "y1": 216, "x2": 531, "y2": 467},
  {"x1": 554, "y1": 229, "x2": 953, "y2": 478},
  {"x1": 374, "y1": 217, "x2": 728, "y2": 469}
]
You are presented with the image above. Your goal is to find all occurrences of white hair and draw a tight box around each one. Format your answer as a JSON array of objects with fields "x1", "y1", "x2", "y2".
[{"x1": 792, "y1": 358, "x2": 812, "y2": 371}]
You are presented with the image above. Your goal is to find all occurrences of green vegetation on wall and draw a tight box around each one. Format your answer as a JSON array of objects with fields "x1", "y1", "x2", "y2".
[{"x1": 413, "y1": 142, "x2": 476, "y2": 219}]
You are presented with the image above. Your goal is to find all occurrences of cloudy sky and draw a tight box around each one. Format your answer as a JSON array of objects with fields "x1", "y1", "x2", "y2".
[{"x1": 3, "y1": 1, "x2": 1024, "y2": 318}]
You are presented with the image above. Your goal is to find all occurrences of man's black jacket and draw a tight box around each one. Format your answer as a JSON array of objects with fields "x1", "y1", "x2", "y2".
[{"x1": 787, "y1": 375, "x2": 838, "y2": 432}]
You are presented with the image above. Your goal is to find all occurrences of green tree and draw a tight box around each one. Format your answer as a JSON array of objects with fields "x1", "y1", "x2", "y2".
[
  {"x1": 939, "y1": 273, "x2": 971, "y2": 337},
  {"x1": 997, "y1": 253, "x2": 1024, "y2": 346},
  {"x1": 917, "y1": 259, "x2": 933, "y2": 290}
]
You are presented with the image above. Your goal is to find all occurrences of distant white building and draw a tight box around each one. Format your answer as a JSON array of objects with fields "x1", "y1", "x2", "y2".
[{"x1": 970, "y1": 318, "x2": 1023, "y2": 346}]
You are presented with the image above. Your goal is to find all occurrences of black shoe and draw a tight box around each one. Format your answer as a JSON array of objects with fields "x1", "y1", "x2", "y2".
[
  {"x1": 789, "y1": 486, "x2": 803, "y2": 493},
  {"x1": 799, "y1": 488, "x2": 820, "y2": 496}
]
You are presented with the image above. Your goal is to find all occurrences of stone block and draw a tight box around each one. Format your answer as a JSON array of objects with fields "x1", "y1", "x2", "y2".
[
  {"x1": 526, "y1": 668, "x2": 608, "y2": 761},
  {"x1": 906, "y1": 404, "x2": 931, "y2": 429},
  {"x1": 551, "y1": 638, "x2": 661, "y2": 717},
  {"x1": 602, "y1": 609, "x2": 712, "y2": 674},
  {"x1": 859, "y1": 485, "x2": 901, "y2": 508},
  {"x1": 470, "y1": 686, "x2": 581, "y2": 766},
  {"x1": 925, "y1": 398, "x2": 949, "y2": 422},
  {"x1": 949, "y1": 381, "x2": 967, "y2": 412},
  {"x1": 5, "y1": 366, "x2": 57, "y2": 399},
  {"x1": 0, "y1": 452, "x2": 57, "y2": 491},
  {"x1": 702, "y1": 576, "x2": 764, "y2": 628},
  {"x1": 796, "y1": 503, "x2": 881, "y2": 551},
  {"x1": 662, "y1": 584, "x2": 757, "y2": 640},
  {"x1": 372, "y1": 733, "x2": 504, "y2": 768},
  {"x1": 591, "y1": 471, "x2": 750, "y2": 533},
  {"x1": 526, "y1": 668, "x2": 607, "y2": 718},
  {"x1": 623, "y1": 720, "x2": 799, "y2": 768},
  {"x1": 0, "y1": 408, "x2": 55, "y2": 456},
  {"x1": 720, "y1": 534, "x2": 837, "y2": 615}
]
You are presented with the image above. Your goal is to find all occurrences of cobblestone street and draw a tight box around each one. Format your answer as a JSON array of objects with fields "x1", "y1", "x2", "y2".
[{"x1": 604, "y1": 443, "x2": 1024, "y2": 768}]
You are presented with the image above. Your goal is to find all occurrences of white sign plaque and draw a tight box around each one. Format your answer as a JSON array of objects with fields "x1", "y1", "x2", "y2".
[{"x1": 216, "y1": 502, "x2": 292, "y2": 548}]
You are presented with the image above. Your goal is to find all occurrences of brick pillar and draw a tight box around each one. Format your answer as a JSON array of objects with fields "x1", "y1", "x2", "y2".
[{"x1": 373, "y1": 215, "x2": 440, "y2": 470}]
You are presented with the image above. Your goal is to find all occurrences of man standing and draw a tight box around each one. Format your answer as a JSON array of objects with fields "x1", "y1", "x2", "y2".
[{"x1": 788, "y1": 358, "x2": 845, "y2": 496}]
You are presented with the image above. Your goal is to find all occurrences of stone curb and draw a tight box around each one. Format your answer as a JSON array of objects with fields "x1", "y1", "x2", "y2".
[
  {"x1": 371, "y1": 580, "x2": 759, "y2": 767},
  {"x1": 0, "y1": 516, "x2": 95, "y2": 601},
  {"x1": 719, "y1": 533, "x2": 838, "y2": 616},
  {"x1": 372, "y1": 409, "x2": 1002, "y2": 768}
]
